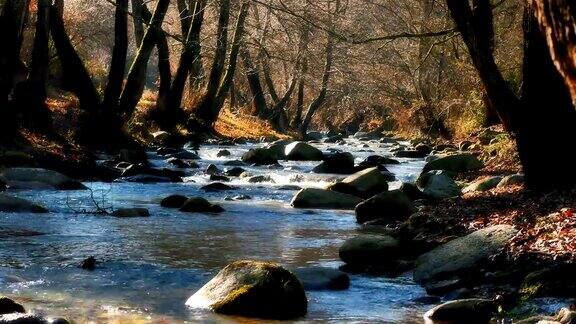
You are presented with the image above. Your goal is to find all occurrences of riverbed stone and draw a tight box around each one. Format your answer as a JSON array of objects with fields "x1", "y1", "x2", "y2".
[
  {"x1": 119, "y1": 175, "x2": 174, "y2": 183},
  {"x1": 242, "y1": 148, "x2": 279, "y2": 165},
  {"x1": 0, "y1": 313, "x2": 67, "y2": 324},
  {"x1": 201, "y1": 183, "x2": 236, "y2": 192},
  {"x1": 217, "y1": 150, "x2": 231, "y2": 157},
  {"x1": 328, "y1": 167, "x2": 389, "y2": 199},
  {"x1": 293, "y1": 267, "x2": 350, "y2": 291},
  {"x1": 394, "y1": 150, "x2": 428, "y2": 158},
  {"x1": 248, "y1": 175, "x2": 274, "y2": 183},
  {"x1": 0, "y1": 297, "x2": 25, "y2": 315},
  {"x1": 225, "y1": 167, "x2": 246, "y2": 177},
  {"x1": 168, "y1": 151, "x2": 200, "y2": 160},
  {"x1": 180, "y1": 197, "x2": 224, "y2": 213},
  {"x1": 497, "y1": 174, "x2": 525, "y2": 188},
  {"x1": 339, "y1": 235, "x2": 401, "y2": 266},
  {"x1": 424, "y1": 299, "x2": 497, "y2": 323},
  {"x1": 313, "y1": 152, "x2": 355, "y2": 174},
  {"x1": 423, "y1": 153, "x2": 484, "y2": 173},
  {"x1": 151, "y1": 131, "x2": 170, "y2": 143},
  {"x1": 291, "y1": 188, "x2": 363, "y2": 210},
  {"x1": 417, "y1": 171, "x2": 461, "y2": 199},
  {"x1": 355, "y1": 190, "x2": 416, "y2": 224},
  {"x1": 520, "y1": 264, "x2": 576, "y2": 298},
  {"x1": 0, "y1": 195, "x2": 48, "y2": 213},
  {"x1": 205, "y1": 164, "x2": 221, "y2": 176},
  {"x1": 111, "y1": 208, "x2": 150, "y2": 218},
  {"x1": 284, "y1": 142, "x2": 324, "y2": 161},
  {"x1": 357, "y1": 156, "x2": 400, "y2": 170},
  {"x1": 161, "y1": 195, "x2": 189, "y2": 208},
  {"x1": 186, "y1": 260, "x2": 307, "y2": 319},
  {"x1": 0, "y1": 168, "x2": 86, "y2": 190},
  {"x1": 413, "y1": 225, "x2": 517, "y2": 283},
  {"x1": 463, "y1": 176, "x2": 503, "y2": 193}
]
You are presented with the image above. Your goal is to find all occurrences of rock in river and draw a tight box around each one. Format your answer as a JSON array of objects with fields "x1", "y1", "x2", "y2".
[
  {"x1": 0, "y1": 297, "x2": 25, "y2": 315},
  {"x1": 180, "y1": 197, "x2": 225, "y2": 213},
  {"x1": 424, "y1": 299, "x2": 497, "y2": 324},
  {"x1": 417, "y1": 171, "x2": 461, "y2": 199},
  {"x1": 293, "y1": 267, "x2": 350, "y2": 291},
  {"x1": 111, "y1": 208, "x2": 150, "y2": 218},
  {"x1": 0, "y1": 194, "x2": 48, "y2": 213},
  {"x1": 413, "y1": 225, "x2": 517, "y2": 284},
  {"x1": 291, "y1": 188, "x2": 363, "y2": 210},
  {"x1": 242, "y1": 148, "x2": 278, "y2": 165},
  {"x1": 339, "y1": 235, "x2": 401, "y2": 267},
  {"x1": 328, "y1": 167, "x2": 389, "y2": 198},
  {"x1": 355, "y1": 190, "x2": 416, "y2": 224},
  {"x1": 0, "y1": 168, "x2": 86, "y2": 190},
  {"x1": 201, "y1": 183, "x2": 236, "y2": 192},
  {"x1": 186, "y1": 260, "x2": 307, "y2": 319},
  {"x1": 160, "y1": 195, "x2": 189, "y2": 208},
  {"x1": 312, "y1": 152, "x2": 355, "y2": 174},
  {"x1": 284, "y1": 142, "x2": 324, "y2": 161}
]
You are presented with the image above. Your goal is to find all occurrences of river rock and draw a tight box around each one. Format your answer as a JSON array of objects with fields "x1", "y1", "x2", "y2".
[
  {"x1": 306, "y1": 131, "x2": 324, "y2": 141},
  {"x1": 201, "y1": 183, "x2": 236, "y2": 192},
  {"x1": 291, "y1": 188, "x2": 363, "y2": 210},
  {"x1": 248, "y1": 175, "x2": 274, "y2": 183},
  {"x1": 417, "y1": 171, "x2": 461, "y2": 199},
  {"x1": 328, "y1": 167, "x2": 389, "y2": 199},
  {"x1": 355, "y1": 190, "x2": 416, "y2": 224},
  {"x1": 312, "y1": 152, "x2": 355, "y2": 174},
  {"x1": 265, "y1": 139, "x2": 293, "y2": 160},
  {"x1": 242, "y1": 148, "x2": 279, "y2": 165},
  {"x1": 424, "y1": 299, "x2": 497, "y2": 323},
  {"x1": 161, "y1": 195, "x2": 189, "y2": 208},
  {"x1": 169, "y1": 151, "x2": 200, "y2": 160},
  {"x1": 284, "y1": 142, "x2": 324, "y2": 161},
  {"x1": 0, "y1": 194, "x2": 48, "y2": 213},
  {"x1": 217, "y1": 150, "x2": 231, "y2": 157},
  {"x1": 119, "y1": 148, "x2": 148, "y2": 164},
  {"x1": 293, "y1": 267, "x2": 350, "y2": 291},
  {"x1": 225, "y1": 167, "x2": 246, "y2": 177},
  {"x1": 394, "y1": 150, "x2": 428, "y2": 158},
  {"x1": 186, "y1": 260, "x2": 307, "y2": 319},
  {"x1": 205, "y1": 164, "x2": 221, "y2": 176},
  {"x1": 413, "y1": 225, "x2": 517, "y2": 283},
  {"x1": 463, "y1": 176, "x2": 503, "y2": 193},
  {"x1": 357, "y1": 156, "x2": 400, "y2": 170},
  {"x1": 157, "y1": 147, "x2": 179, "y2": 156},
  {"x1": 497, "y1": 174, "x2": 525, "y2": 188},
  {"x1": 423, "y1": 153, "x2": 484, "y2": 173},
  {"x1": 151, "y1": 131, "x2": 170, "y2": 143},
  {"x1": 520, "y1": 264, "x2": 576, "y2": 298},
  {"x1": 0, "y1": 168, "x2": 86, "y2": 190},
  {"x1": 122, "y1": 164, "x2": 183, "y2": 182},
  {"x1": 119, "y1": 175, "x2": 174, "y2": 183},
  {"x1": 415, "y1": 143, "x2": 432, "y2": 154},
  {"x1": 0, "y1": 297, "x2": 25, "y2": 315},
  {"x1": 399, "y1": 183, "x2": 428, "y2": 200},
  {"x1": 0, "y1": 313, "x2": 68, "y2": 324},
  {"x1": 339, "y1": 235, "x2": 401, "y2": 266},
  {"x1": 111, "y1": 208, "x2": 150, "y2": 218},
  {"x1": 180, "y1": 197, "x2": 224, "y2": 213}
]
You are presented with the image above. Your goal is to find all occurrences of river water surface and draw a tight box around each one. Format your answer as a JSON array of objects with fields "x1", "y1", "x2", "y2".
[{"x1": 0, "y1": 137, "x2": 432, "y2": 323}]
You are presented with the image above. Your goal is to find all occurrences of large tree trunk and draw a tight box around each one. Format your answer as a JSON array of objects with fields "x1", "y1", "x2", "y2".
[
  {"x1": 446, "y1": 0, "x2": 520, "y2": 131},
  {"x1": 49, "y1": 0, "x2": 99, "y2": 113},
  {"x1": 241, "y1": 45, "x2": 268, "y2": 117},
  {"x1": 516, "y1": 4, "x2": 576, "y2": 190},
  {"x1": 118, "y1": 0, "x2": 170, "y2": 118},
  {"x1": 531, "y1": 0, "x2": 576, "y2": 104},
  {"x1": 131, "y1": 0, "x2": 144, "y2": 44},
  {"x1": 102, "y1": 0, "x2": 129, "y2": 111}
]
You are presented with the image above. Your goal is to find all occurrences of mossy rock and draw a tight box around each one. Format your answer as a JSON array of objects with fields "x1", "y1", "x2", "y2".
[{"x1": 186, "y1": 260, "x2": 307, "y2": 319}]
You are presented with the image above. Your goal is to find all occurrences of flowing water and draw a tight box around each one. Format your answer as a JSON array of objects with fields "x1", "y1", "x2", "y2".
[{"x1": 0, "y1": 137, "x2": 433, "y2": 323}]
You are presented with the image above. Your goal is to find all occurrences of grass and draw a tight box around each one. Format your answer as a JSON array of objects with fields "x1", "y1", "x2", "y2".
[{"x1": 214, "y1": 108, "x2": 292, "y2": 140}]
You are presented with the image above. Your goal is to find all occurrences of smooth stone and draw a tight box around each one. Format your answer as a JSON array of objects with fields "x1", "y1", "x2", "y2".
[
  {"x1": 291, "y1": 188, "x2": 363, "y2": 210},
  {"x1": 394, "y1": 150, "x2": 428, "y2": 158},
  {"x1": 0, "y1": 194, "x2": 48, "y2": 213},
  {"x1": 497, "y1": 174, "x2": 525, "y2": 188},
  {"x1": 355, "y1": 190, "x2": 416, "y2": 224},
  {"x1": 201, "y1": 183, "x2": 236, "y2": 192},
  {"x1": 339, "y1": 235, "x2": 401, "y2": 266},
  {"x1": 312, "y1": 152, "x2": 355, "y2": 174},
  {"x1": 424, "y1": 299, "x2": 497, "y2": 324},
  {"x1": 293, "y1": 267, "x2": 350, "y2": 291},
  {"x1": 0, "y1": 168, "x2": 86, "y2": 190},
  {"x1": 423, "y1": 153, "x2": 484, "y2": 173},
  {"x1": 284, "y1": 142, "x2": 324, "y2": 161},
  {"x1": 160, "y1": 195, "x2": 188, "y2": 208},
  {"x1": 0, "y1": 297, "x2": 25, "y2": 315},
  {"x1": 242, "y1": 148, "x2": 279, "y2": 165},
  {"x1": 225, "y1": 167, "x2": 246, "y2": 177},
  {"x1": 463, "y1": 176, "x2": 503, "y2": 193},
  {"x1": 180, "y1": 198, "x2": 224, "y2": 213},
  {"x1": 248, "y1": 175, "x2": 274, "y2": 183},
  {"x1": 417, "y1": 172, "x2": 461, "y2": 199},
  {"x1": 217, "y1": 150, "x2": 232, "y2": 157},
  {"x1": 328, "y1": 167, "x2": 389, "y2": 199},
  {"x1": 168, "y1": 151, "x2": 200, "y2": 160},
  {"x1": 111, "y1": 208, "x2": 150, "y2": 218},
  {"x1": 119, "y1": 175, "x2": 175, "y2": 183}
]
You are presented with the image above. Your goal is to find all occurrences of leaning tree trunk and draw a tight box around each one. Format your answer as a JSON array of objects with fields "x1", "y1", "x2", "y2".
[
  {"x1": 131, "y1": 0, "x2": 145, "y2": 44},
  {"x1": 531, "y1": 0, "x2": 576, "y2": 105},
  {"x1": 102, "y1": 0, "x2": 129, "y2": 111},
  {"x1": 118, "y1": 0, "x2": 170, "y2": 118},
  {"x1": 241, "y1": 45, "x2": 268, "y2": 117},
  {"x1": 49, "y1": 0, "x2": 99, "y2": 113},
  {"x1": 516, "y1": 4, "x2": 576, "y2": 190}
]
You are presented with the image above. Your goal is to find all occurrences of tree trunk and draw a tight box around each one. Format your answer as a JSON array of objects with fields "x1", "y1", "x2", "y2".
[
  {"x1": 118, "y1": 0, "x2": 170, "y2": 118},
  {"x1": 531, "y1": 0, "x2": 576, "y2": 104},
  {"x1": 49, "y1": 0, "x2": 99, "y2": 112},
  {"x1": 131, "y1": 0, "x2": 144, "y2": 45},
  {"x1": 516, "y1": 4, "x2": 576, "y2": 190},
  {"x1": 102, "y1": 0, "x2": 129, "y2": 111},
  {"x1": 241, "y1": 45, "x2": 268, "y2": 117}
]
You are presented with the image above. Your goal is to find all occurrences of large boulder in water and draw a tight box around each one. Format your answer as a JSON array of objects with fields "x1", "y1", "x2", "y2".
[
  {"x1": 0, "y1": 297, "x2": 25, "y2": 315},
  {"x1": 339, "y1": 235, "x2": 401, "y2": 267},
  {"x1": 284, "y1": 142, "x2": 324, "y2": 161},
  {"x1": 423, "y1": 153, "x2": 484, "y2": 173},
  {"x1": 0, "y1": 168, "x2": 86, "y2": 190},
  {"x1": 413, "y1": 225, "x2": 517, "y2": 283},
  {"x1": 0, "y1": 313, "x2": 69, "y2": 324},
  {"x1": 417, "y1": 171, "x2": 461, "y2": 199},
  {"x1": 293, "y1": 267, "x2": 350, "y2": 291},
  {"x1": 0, "y1": 194, "x2": 48, "y2": 213},
  {"x1": 242, "y1": 148, "x2": 279, "y2": 165},
  {"x1": 328, "y1": 167, "x2": 389, "y2": 198},
  {"x1": 179, "y1": 197, "x2": 224, "y2": 213},
  {"x1": 355, "y1": 190, "x2": 416, "y2": 224},
  {"x1": 186, "y1": 260, "x2": 307, "y2": 319},
  {"x1": 312, "y1": 152, "x2": 355, "y2": 174},
  {"x1": 424, "y1": 299, "x2": 497, "y2": 324},
  {"x1": 291, "y1": 188, "x2": 363, "y2": 210}
]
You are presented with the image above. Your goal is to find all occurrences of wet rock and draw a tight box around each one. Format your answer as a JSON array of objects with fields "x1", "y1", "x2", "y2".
[
  {"x1": 225, "y1": 195, "x2": 252, "y2": 201},
  {"x1": 224, "y1": 167, "x2": 245, "y2": 177},
  {"x1": 121, "y1": 164, "x2": 184, "y2": 182},
  {"x1": 424, "y1": 299, "x2": 497, "y2": 324},
  {"x1": 119, "y1": 148, "x2": 148, "y2": 164},
  {"x1": 417, "y1": 172, "x2": 461, "y2": 199},
  {"x1": 339, "y1": 235, "x2": 401, "y2": 267},
  {"x1": 265, "y1": 139, "x2": 293, "y2": 160},
  {"x1": 157, "y1": 147, "x2": 179, "y2": 156},
  {"x1": 111, "y1": 208, "x2": 150, "y2": 218},
  {"x1": 210, "y1": 175, "x2": 230, "y2": 182},
  {"x1": 312, "y1": 152, "x2": 355, "y2": 174},
  {"x1": 186, "y1": 260, "x2": 307, "y2": 319},
  {"x1": 166, "y1": 158, "x2": 188, "y2": 168},
  {"x1": 291, "y1": 188, "x2": 363, "y2": 210},
  {"x1": 293, "y1": 267, "x2": 350, "y2": 291},
  {"x1": 0, "y1": 194, "x2": 48, "y2": 213},
  {"x1": 80, "y1": 256, "x2": 97, "y2": 271},
  {"x1": 223, "y1": 160, "x2": 246, "y2": 167},
  {"x1": 284, "y1": 142, "x2": 324, "y2": 161},
  {"x1": 328, "y1": 167, "x2": 389, "y2": 199},
  {"x1": 248, "y1": 175, "x2": 274, "y2": 183},
  {"x1": 201, "y1": 183, "x2": 236, "y2": 192},
  {"x1": 463, "y1": 176, "x2": 503, "y2": 193},
  {"x1": 205, "y1": 164, "x2": 221, "y2": 176},
  {"x1": 161, "y1": 195, "x2": 188, "y2": 208},
  {"x1": 0, "y1": 313, "x2": 67, "y2": 324},
  {"x1": 399, "y1": 182, "x2": 428, "y2": 200},
  {"x1": 323, "y1": 135, "x2": 344, "y2": 143},
  {"x1": 119, "y1": 175, "x2": 174, "y2": 183},
  {"x1": 180, "y1": 197, "x2": 224, "y2": 213},
  {"x1": 151, "y1": 131, "x2": 170, "y2": 143},
  {"x1": 414, "y1": 225, "x2": 517, "y2": 284},
  {"x1": 424, "y1": 278, "x2": 464, "y2": 296},
  {"x1": 423, "y1": 153, "x2": 484, "y2": 173},
  {"x1": 168, "y1": 151, "x2": 200, "y2": 160},
  {"x1": 0, "y1": 297, "x2": 25, "y2": 315},
  {"x1": 242, "y1": 148, "x2": 279, "y2": 165},
  {"x1": 355, "y1": 190, "x2": 416, "y2": 224},
  {"x1": 305, "y1": 131, "x2": 324, "y2": 141},
  {"x1": 497, "y1": 174, "x2": 525, "y2": 188},
  {"x1": 0, "y1": 168, "x2": 86, "y2": 190},
  {"x1": 520, "y1": 264, "x2": 576, "y2": 298},
  {"x1": 357, "y1": 156, "x2": 400, "y2": 170},
  {"x1": 459, "y1": 140, "x2": 474, "y2": 151},
  {"x1": 184, "y1": 141, "x2": 201, "y2": 151},
  {"x1": 415, "y1": 143, "x2": 433, "y2": 154},
  {"x1": 394, "y1": 150, "x2": 428, "y2": 158},
  {"x1": 217, "y1": 150, "x2": 232, "y2": 157},
  {"x1": 277, "y1": 185, "x2": 302, "y2": 191}
]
